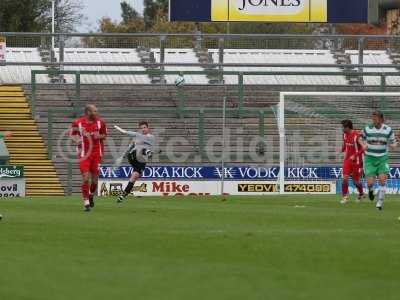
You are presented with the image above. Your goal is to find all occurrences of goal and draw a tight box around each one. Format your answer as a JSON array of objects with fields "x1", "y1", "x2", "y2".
[{"x1": 277, "y1": 92, "x2": 400, "y2": 195}]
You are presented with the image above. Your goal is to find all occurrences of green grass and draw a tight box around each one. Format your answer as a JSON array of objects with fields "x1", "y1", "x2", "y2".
[{"x1": 1, "y1": 195, "x2": 400, "y2": 300}]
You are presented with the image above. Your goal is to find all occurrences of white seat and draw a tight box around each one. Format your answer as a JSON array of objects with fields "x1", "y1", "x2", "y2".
[
  {"x1": 0, "y1": 48, "x2": 48, "y2": 84},
  {"x1": 346, "y1": 50, "x2": 400, "y2": 86},
  {"x1": 57, "y1": 48, "x2": 150, "y2": 84},
  {"x1": 210, "y1": 49, "x2": 348, "y2": 85},
  {"x1": 152, "y1": 48, "x2": 209, "y2": 84}
]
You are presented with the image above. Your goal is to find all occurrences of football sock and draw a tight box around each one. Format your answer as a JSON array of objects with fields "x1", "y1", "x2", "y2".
[
  {"x1": 368, "y1": 186, "x2": 375, "y2": 201},
  {"x1": 82, "y1": 182, "x2": 90, "y2": 200},
  {"x1": 90, "y1": 183, "x2": 97, "y2": 195},
  {"x1": 377, "y1": 186, "x2": 386, "y2": 202},
  {"x1": 123, "y1": 181, "x2": 135, "y2": 196},
  {"x1": 355, "y1": 183, "x2": 364, "y2": 195},
  {"x1": 342, "y1": 181, "x2": 349, "y2": 196}
]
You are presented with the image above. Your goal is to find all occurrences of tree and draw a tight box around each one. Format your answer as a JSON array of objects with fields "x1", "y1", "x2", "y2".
[
  {"x1": 121, "y1": 1, "x2": 140, "y2": 25},
  {"x1": 336, "y1": 24, "x2": 386, "y2": 35},
  {"x1": 149, "y1": 9, "x2": 196, "y2": 33},
  {"x1": 94, "y1": 2, "x2": 145, "y2": 34},
  {"x1": 0, "y1": 0, "x2": 84, "y2": 32},
  {"x1": 48, "y1": 0, "x2": 85, "y2": 33},
  {"x1": 144, "y1": 0, "x2": 168, "y2": 28},
  {"x1": 98, "y1": 17, "x2": 145, "y2": 34},
  {"x1": 83, "y1": 15, "x2": 146, "y2": 48},
  {"x1": 0, "y1": 0, "x2": 46, "y2": 32},
  {"x1": 387, "y1": 9, "x2": 399, "y2": 35}
]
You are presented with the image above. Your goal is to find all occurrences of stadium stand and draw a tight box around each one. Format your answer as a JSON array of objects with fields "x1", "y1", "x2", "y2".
[
  {"x1": 0, "y1": 48, "x2": 48, "y2": 84},
  {"x1": 391, "y1": 50, "x2": 400, "y2": 68},
  {"x1": 55, "y1": 48, "x2": 150, "y2": 84},
  {"x1": 346, "y1": 50, "x2": 400, "y2": 86},
  {"x1": 1, "y1": 44, "x2": 400, "y2": 195},
  {"x1": 0, "y1": 85, "x2": 64, "y2": 195},
  {"x1": 2, "y1": 48, "x2": 400, "y2": 86},
  {"x1": 24, "y1": 84, "x2": 276, "y2": 193},
  {"x1": 22, "y1": 83, "x2": 400, "y2": 194},
  {"x1": 209, "y1": 49, "x2": 349, "y2": 85},
  {"x1": 151, "y1": 49, "x2": 209, "y2": 84}
]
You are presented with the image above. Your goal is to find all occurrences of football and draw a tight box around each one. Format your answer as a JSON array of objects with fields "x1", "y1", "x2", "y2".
[{"x1": 174, "y1": 75, "x2": 185, "y2": 87}]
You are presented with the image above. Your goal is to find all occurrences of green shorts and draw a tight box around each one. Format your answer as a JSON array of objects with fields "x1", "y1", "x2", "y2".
[{"x1": 364, "y1": 155, "x2": 390, "y2": 177}]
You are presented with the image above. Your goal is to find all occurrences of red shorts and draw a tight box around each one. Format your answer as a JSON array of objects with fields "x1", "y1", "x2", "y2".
[
  {"x1": 343, "y1": 159, "x2": 362, "y2": 181},
  {"x1": 79, "y1": 154, "x2": 102, "y2": 176}
]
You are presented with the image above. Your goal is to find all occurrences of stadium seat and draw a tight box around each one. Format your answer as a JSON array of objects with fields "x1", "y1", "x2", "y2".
[
  {"x1": 151, "y1": 48, "x2": 209, "y2": 84},
  {"x1": 346, "y1": 50, "x2": 400, "y2": 85},
  {"x1": 56, "y1": 48, "x2": 151, "y2": 84},
  {"x1": 0, "y1": 85, "x2": 64, "y2": 196},
  {"x1": 209, "y1": 49, "x2": 349, "y2": 85},
  {"x1": 0, "y1": 48, "x2": 49, "y2": 84}
]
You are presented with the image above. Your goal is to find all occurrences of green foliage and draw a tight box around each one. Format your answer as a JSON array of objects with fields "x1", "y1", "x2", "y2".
[
  {"x1": 0, "y1": 0, "x2": 83, "y2": 32},
  {"x1": 0, "y1": 0, "x2": 48, "y2": 32},
  {"x1": 82, "y1": 17, "x2": 146, "y2": 48},
  {"x1": 144, "y1": 0, "x2": 168, "y2": 28},
  {"x1": 121, "y1": 1, "x2": 140, "y2": 25}
]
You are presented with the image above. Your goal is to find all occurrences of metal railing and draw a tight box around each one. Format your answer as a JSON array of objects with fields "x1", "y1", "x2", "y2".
[
  {"x1": 1, "y1": 32, "x2": 400, "y2": 69},
  {"x1": 31, "y1": 69, "x2": 400, "y2": 117}
]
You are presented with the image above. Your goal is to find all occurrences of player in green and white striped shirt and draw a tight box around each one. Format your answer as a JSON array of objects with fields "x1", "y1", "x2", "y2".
[{"x1": 361, "y1": 111, "x2": 397, "y2": 210}]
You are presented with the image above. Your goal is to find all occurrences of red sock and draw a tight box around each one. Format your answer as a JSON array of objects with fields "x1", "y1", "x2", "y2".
[
  {"x1": 355, "y1": 183, "x2": 364, "y2": 195},
  {"x1": 90, "y1": 183, "x2": 97, "y2": 195},
  {"x1": 342, "y1": 181, "x2": 349, "y2": 196},
  {"x1": 82, "y1": 182, "x2": 90, "y2": 200}
]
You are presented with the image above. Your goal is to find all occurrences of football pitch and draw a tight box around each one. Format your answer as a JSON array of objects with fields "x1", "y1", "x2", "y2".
[{"x1": 1, "y1": 196, "x2": 400, "y2": 300}]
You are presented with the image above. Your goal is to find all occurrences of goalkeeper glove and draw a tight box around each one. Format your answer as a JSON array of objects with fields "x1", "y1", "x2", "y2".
[{"x1": 142, "y1": 149, "x2": 153, "y2": 159}]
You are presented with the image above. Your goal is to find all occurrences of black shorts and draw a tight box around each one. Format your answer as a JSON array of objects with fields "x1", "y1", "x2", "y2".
[{"x1": 127, "y1": 152, "x2": 146, "y2": 174}]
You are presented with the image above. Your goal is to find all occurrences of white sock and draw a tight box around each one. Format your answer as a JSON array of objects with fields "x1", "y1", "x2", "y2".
[
  {"x1": 377, "y1": 186, "x2": 386, "y2": 202},
  {"x1": 84, "y1": 199, "x2": 90, "y2": 206}
]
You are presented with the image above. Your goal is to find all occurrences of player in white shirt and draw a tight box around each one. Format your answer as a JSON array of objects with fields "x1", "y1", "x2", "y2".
[{"x1": 114, "y1": 121, "x2": 155, "y2": 203}]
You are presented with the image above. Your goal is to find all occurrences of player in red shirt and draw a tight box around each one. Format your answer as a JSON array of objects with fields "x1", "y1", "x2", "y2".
[
  {"x1": 70, "y1": 104, "x2": 107, "y2": 211},
  {"x1": 341, "y1": 120, "x2": 365, "y2": 204}
]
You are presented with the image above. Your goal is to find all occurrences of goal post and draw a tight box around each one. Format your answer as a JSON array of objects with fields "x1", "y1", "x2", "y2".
[
  {"x1": 278, "y1": 91, "x2": 400, "y2": 195},
  {"x1": 279, "y1": 92, "x2": 285, "y2": 195}
]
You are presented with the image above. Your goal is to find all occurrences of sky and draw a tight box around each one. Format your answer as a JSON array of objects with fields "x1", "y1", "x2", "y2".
[{"x1": 78, "y1": 0, "x2": 144, "y2": 32}]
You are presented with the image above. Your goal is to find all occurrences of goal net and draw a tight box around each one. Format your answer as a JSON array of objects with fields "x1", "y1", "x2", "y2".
[{"x1": 276, "y1": 92, "x2": 400, "y2": 195}]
